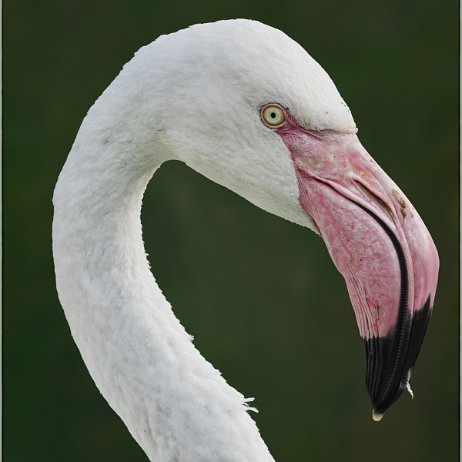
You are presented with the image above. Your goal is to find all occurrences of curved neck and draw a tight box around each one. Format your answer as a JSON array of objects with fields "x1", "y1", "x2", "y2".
[{"x1": 52, "y1": 109, "x2": 274, "y2": 461}]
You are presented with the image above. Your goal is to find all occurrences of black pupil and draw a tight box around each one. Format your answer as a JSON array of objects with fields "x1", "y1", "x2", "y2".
[{"x1": 271, "y1": 112, "x2": 276, "y2": 119}]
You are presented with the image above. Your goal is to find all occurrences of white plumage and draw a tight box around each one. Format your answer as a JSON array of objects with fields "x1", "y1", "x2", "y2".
[{"x1": 53, "y1": 19, "x2": 404, "y2": 461}]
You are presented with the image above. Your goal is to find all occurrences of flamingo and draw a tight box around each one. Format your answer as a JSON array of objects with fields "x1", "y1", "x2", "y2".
[{"x1": 52, "y1": 19, "x2": 439, "y2": 461}]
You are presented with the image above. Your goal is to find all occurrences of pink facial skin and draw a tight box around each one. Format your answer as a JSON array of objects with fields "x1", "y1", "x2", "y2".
[{"x1": 272, "y1": 110, "x2": 439, "y2": 341}]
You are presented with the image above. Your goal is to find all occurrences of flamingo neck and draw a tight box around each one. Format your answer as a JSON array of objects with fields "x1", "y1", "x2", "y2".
[{"x1": 52, "y1": 109, "x2": 274, "y2": 461}]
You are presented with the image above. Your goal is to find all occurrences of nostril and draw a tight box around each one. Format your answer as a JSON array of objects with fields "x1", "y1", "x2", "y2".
[{"x1": 391, "y1": 189, "x2": 408, "y2": 219}]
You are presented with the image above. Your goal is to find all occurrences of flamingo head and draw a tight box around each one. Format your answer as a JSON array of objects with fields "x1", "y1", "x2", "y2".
[{"x1": 131, "y1": 19, "x2": 439, "y2": 418}]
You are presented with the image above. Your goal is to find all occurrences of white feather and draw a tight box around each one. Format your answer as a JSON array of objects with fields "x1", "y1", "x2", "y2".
[{"x1": 53, "y1": 19, "x2": 355, "y2": 461}]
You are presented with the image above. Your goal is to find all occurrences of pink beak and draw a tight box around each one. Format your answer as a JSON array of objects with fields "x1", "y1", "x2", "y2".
[{"x1": 278, "y1": 127, "x2": 439, "y2": 419}]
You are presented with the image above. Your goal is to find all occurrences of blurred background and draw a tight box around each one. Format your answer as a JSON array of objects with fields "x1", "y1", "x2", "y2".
[{"x1": 4, "y1": 0, "x2": 458, "y2": 461}]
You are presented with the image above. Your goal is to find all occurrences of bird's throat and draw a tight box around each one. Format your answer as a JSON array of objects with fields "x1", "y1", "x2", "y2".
[{"x1": 53, "y1": 124, "x2": 275, "y2": 461}]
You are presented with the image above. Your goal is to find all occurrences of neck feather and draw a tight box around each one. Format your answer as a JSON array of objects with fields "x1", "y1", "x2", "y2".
[{"x1": 52, "y1": 107, "x2": 274, "y2": 461}]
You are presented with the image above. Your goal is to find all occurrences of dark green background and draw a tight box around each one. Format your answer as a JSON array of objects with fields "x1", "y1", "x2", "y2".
[{"x1": 5, "y1": 1, "x2": 458, "y2": 461}]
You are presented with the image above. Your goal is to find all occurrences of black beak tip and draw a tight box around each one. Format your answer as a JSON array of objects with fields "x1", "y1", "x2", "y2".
[
  {"x1": 370, "y1": 370, "x2": 409, "y2": 419},
  {"x1": 364, "y1": 298, "x2": 432, "y2": 419}
]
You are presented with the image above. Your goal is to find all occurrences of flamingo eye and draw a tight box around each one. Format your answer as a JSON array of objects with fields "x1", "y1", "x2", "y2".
[{"x1": 260, "y1": 104, "x2": 286, "y2": 127}]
